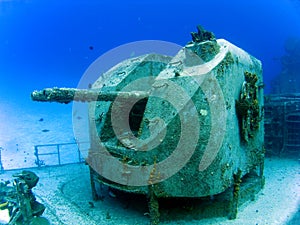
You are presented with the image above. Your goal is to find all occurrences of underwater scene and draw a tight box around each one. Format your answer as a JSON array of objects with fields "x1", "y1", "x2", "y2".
[{"x1": 0, "y1": 0, "x2": 299, "y2": 224}]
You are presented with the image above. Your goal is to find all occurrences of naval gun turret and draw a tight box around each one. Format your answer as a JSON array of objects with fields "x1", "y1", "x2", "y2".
[{"x1": 31, "y1": 26, "x2": 265, "y2": 224}]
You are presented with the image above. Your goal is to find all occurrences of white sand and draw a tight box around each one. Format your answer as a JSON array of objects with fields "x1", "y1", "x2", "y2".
[{"x1": 0, "y1": 157, "x2": 299, "y2": 225}]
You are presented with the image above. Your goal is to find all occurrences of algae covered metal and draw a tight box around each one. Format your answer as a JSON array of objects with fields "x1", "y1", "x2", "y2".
[
  {"x1": 0, "y1": 171, "x2": 46, "y2": 225},
  {"x1": 31, "y1": 25, "x2": 264, "y2": 224}
]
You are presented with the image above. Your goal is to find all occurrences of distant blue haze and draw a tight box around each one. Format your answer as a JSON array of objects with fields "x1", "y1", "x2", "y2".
[{"x1": 0, "y1": 0, "x2": 299, "y2": 106}]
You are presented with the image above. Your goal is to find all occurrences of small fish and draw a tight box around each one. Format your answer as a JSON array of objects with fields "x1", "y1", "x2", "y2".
[
  {"x1": 39, "y1": 118, "x2": 44, "y2": 122},
  {"x1": 88, "y1": 201, "x2": 95, "y2": 208},
  {"x1": 108, "y1": 189, "x2": 116, "y2": 198},
  {"x1": 41, "y1": 129, "x2": 50, "y2": 132},
  {"x1": 77, "y1": 116, "x2": 82, "y2": 120}
]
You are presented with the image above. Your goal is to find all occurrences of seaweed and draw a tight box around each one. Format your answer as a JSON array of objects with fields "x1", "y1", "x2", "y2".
[
  {"x1": 186, "y1": 25, "x2": 220, "y2": 62},
  {"x1": 235, "y1": 72, "x2": 261, "y2": 142},
  {"x1": 148, "y1": 186, "x2": 160, "y2": 225}
]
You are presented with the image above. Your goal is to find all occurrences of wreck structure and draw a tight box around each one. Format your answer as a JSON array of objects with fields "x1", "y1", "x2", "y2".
[
  {"x1": 265, "y1": 37, "x2": 300, "y2": 157},
  {"x1": 264, "y1": 94, "x2": 300, "y2": 156}
]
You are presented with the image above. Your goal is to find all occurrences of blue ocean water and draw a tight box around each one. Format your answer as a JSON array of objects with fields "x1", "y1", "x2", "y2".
[
  {"x1": 0, "y1": 1, "x2": 299, "y2": 224},
  {"x1": 0, "y1": 0, "x2": 300, "y2": 163},
  {"x1": 0, "y1": 0, "x2": 300, "y2": 107}
]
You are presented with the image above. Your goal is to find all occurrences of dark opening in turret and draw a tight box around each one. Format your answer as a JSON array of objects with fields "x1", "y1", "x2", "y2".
[{"x1": 129, "y1": 98, "x2": 148, "y2": 136}]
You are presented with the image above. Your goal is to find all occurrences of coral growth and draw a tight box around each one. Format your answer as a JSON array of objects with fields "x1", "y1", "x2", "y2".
[{"x1": 236, "y1": 72, "x2": 261, "y2": 142}]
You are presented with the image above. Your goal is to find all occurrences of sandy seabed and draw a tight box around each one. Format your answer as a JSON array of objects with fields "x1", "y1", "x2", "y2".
[
  {"x1": 0, "y1": 157, "x2": 299, "y2": 225},
  {"x1": 0, "y1": 100, "x2": 299, "y2": 224}
]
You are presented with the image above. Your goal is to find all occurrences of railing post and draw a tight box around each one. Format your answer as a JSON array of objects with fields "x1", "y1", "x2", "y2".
[
  {"x1": 0, "y1": 146, "x2": 4, "y2": 173},
  {"x1": 34, "y1": 146, "x2": 41, "y2": 167},
  {"x1": 77, "y1": 142, "x2": 83, "y2": 163},
  {"x1": 57, "y1": 145, "x2": 61, "y2": 165},
  {"x1": 281, "y1": 101, "x2": 287, "y2": 155},
  {"x1": 78, "y1": 146, "x2": 81, "y2": 163}
]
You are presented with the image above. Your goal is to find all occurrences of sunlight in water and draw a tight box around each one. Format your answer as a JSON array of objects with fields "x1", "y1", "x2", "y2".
[
  {"x1": 0, "y1": 208, "x2": 10, "y2": 224},
  {"x1": 0, "y1": 102, "x2": 16, "y2": 148}
]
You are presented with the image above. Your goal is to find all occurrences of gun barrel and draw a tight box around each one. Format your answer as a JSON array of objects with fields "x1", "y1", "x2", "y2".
[{"x1": 31, "y1": 88, "x2": 149, "y2": 104}]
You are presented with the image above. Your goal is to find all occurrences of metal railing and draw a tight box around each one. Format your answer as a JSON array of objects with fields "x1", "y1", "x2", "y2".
[{"x1": 34, "y1": 141, "x2": 89, "y2": 167}]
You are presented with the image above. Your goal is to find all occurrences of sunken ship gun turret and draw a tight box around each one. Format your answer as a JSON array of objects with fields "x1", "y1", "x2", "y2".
[{"x1": 31, "y1": 26, "x2": 264, "y2": 224}]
